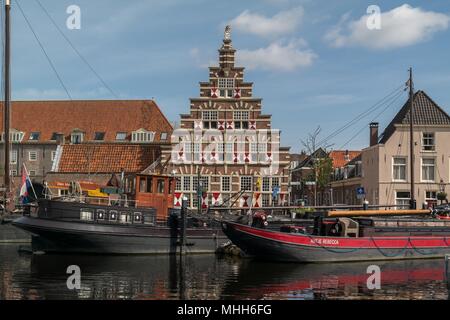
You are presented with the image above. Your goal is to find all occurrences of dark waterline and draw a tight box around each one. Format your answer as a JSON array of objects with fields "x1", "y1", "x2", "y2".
[{"x1": 0, "y1": 244, "x2": 449, "y2": 300}]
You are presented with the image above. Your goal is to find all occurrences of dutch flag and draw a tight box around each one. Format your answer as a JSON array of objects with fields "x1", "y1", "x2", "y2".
[{"x1": 19, "y1": 165, "x2": 33, "y2": 204}]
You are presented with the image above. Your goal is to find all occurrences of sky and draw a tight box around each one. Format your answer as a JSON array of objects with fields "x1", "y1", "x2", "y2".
[{"x1": 3, "y1": 0, "x2": 450, "y2": 153}]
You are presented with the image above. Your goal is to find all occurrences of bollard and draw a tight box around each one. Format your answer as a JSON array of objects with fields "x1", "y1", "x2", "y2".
[
  {"x1": 291, "y1": 211, "x2": 296, "y2": 220},
  {"x1": 363, "y1": 200, "x2": 369, "y2": 210}
]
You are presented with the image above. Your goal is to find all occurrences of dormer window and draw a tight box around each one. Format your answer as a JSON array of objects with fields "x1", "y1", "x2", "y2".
[
  {"x1": 94, "y1": 132, "x2": 105, "y2": 141},
  {"x1": 116, "y1": 132, "x2": 127, "y2": 141},
  {"x1": 29, "y1": 132, "x2": 40, "y2": 141},
  {"x1": 71, "y1": 130, "x2": 84, "y2": 144},
  {"x1": 132, "y1": 129, "x2": 155, "y2": 143},
  {"x1": 160, "y1": 132, "x2": 168, "y2": 141},
  {"x1": 1, "y1": 130, "x2": 24, "y2": 142}
]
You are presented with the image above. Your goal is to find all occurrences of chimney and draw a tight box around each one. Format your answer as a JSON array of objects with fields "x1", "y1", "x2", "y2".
[
  {"x1": 369, "y1": 122, "x2": 379, "y2": 146},
  {"x1": 344, "y1": 149, "x2": 350, "y2": 162}
]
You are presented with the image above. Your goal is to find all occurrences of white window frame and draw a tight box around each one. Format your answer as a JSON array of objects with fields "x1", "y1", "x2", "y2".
[
  {"x1": 233, "y1": 111, "x2": 249, "y2": 121},
  {"x1": 262, "y1": 177, "x2": 270, "y2": 192},
  {"x1": 132, "y1": 130, "x2": 155, "y2": 143},
  {"x1": 182, "y1": 176, "x2": 191, "y2": 192},
  {"x1": 202, "y1": 110, "x2": 218, "y2": 120},
  {"x1": 421, "y1": 157, "x2": 436, "y2": 182},
  {"x1": 271, "y1": 177, "x2": 280, "y2": 189},
  {"x1": 218, "y1": 78, "x2": 235, "y2": 89},
  {"x1": 240, "y1": 176, "x2": 253, "y2": 191},
  {"x1": 262, "y1": 194, "x2": 270, "y2": 207},
  {"x1": 392, "y1": 157, "x2": 407, "y2": 182},
  {"x1": 218, "y1": 78, "x2": 235, "y2": 98},
  {"x1": 71, "y1": 132, "x2": 84, "y2": 144},
  {"x1": 10, "y1": 150, "x2": 17, "y2": 164},
  {"x1": 425, "y1": 191, "x2": 437, "y2": 202},
  {"x1": 200, "y1": 177, "x2": 209, "y2": 191},
  {"x1": 1, "y1": 131, "x2": 24, "y2": 143},
  {"x1": 422, "y1": 132, "x2": 435, "y2": 151},
  {"x1": 221, "y1": 176, "x2": 231, "y2": 192},
  {"x1": 258, "y1": 143, "x2": 267, "y2": 153},
  {"x1": 51, "y1": 151, "x2": 57, "y2": 162},
  {"x1": 175, "y1": 177, "x2": 182, "y2": 191},
  {"x1": 225, "y1": 143, "x2": 233, "y2": 154},
  {"x1": 250, "y1": 142, "x2": 257, "y2": 153},
  {"x1": 395, "y1": 191, "x2": 410, "y2": 209},
  {"x1": 59, "y1": 189, "x2": 70, "y2": 197},
  {"x1": 29, "y1": 151, "x2": 38, "y2": 161},
  {"x1": 116, "y1": 132, "x2": 127, "y2": 140}
]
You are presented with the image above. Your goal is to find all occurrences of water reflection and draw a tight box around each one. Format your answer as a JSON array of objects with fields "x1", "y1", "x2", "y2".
[
  {"x1": 1, "y1": 244, "x2": 449, "y2": 300},
  {"x1": 222, "y1": 259, "x2": 449, "y2": 300}
]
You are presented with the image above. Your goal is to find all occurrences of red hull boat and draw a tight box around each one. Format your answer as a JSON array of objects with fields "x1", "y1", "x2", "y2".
[{"x1": 222, "y1": 215, "x2": 450, "y2": 262}]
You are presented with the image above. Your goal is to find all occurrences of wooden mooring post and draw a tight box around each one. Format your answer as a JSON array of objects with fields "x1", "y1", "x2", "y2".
[{"x1": 179, "y1": 197, "x2": 188, "y2": 255}]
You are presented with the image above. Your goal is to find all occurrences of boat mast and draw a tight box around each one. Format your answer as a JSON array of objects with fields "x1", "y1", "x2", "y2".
[
  {"x1": 408, "y1": 68, "x2": 415, "y2": 209},
  {"x1": 3, "y1": 0, "x2": 11, "y2": 204}
]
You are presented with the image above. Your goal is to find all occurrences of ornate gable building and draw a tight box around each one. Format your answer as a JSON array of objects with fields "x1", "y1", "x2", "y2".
[{"x1": 161, "y1": 26, "x2": 291, "y2": 209}]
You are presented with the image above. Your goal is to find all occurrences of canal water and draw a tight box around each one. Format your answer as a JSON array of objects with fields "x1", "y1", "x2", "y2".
[{"x1": 1, "y1": 244, "x2": 449, "y2": 300}]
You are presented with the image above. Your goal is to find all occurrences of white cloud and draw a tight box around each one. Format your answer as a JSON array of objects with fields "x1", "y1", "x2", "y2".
[
  {"x1": 237, "y1": 39, "x2": 317, "y2": 72},
  {"x1": 229, "y1": 7, "x2": 304, "y2": 37},
  {"x1": 325, "y1": 4, "x2": 450, "y2": 49},
  {"x1": 189, "y1": 47, "x2": 216, "y2": 68}
]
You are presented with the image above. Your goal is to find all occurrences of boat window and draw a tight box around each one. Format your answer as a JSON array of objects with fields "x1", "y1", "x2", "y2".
[
  {"x1": 143, "y1": 213, "x2": 155, "y2": 225},
  {"x1": 119, "y1": 212, "x2": 129, "y2": 223},
  {"x1": 133, "y1": 212, "x2": 142, "y2": 223},
  {"x1": 146, "y1": 177, "x2": 153, "y2": 193},
  {"x1": 96, "y1": 209, "x2": 106, "y2": 220},
  {"x1": 157, "y1": 179, "x2": 165, "y2": 193},
  {"x1": 109, "y1": 210, "x2": 118, "y2": 221},
  {"x1": 80, "y1": 209, "x2": 94, "y2": 221}
]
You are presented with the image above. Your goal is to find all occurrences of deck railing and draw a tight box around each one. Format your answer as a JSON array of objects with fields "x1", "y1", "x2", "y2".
[{"x1": 43, "y1": 193, "x2": 140, "y2": 208}]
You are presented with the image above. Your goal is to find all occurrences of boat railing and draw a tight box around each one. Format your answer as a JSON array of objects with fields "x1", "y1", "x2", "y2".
[{"x1": 43, "y1": 193, "x2": 140, "y2": 208}]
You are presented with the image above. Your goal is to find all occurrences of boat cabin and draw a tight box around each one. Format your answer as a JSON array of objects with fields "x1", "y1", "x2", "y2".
[{"x1": 123, "y1": 173, "x2": 176, "y2": 222}]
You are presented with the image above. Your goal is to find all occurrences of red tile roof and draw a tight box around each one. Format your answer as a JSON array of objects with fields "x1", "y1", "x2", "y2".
[
  {"x1": 329, "y1": 150, "x2": 361, "y2": 169},
  {"x1": 0, "y1": 100, "x2": 173, "y2": 142},
  {"x1": 56, "y1": 144, "x2": 160, "y2": 173}
]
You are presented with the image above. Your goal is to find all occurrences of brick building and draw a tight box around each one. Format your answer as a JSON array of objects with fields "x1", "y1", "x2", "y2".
[
  {"x1": 0, "y1": 100, "x2": 172, "y2": 200},
  {"x1": 161, "y1": 26, "x2": 291, "y2": 209},
  {"x1": 46, "y1": 143, "x2": 161, "y2": 196}
]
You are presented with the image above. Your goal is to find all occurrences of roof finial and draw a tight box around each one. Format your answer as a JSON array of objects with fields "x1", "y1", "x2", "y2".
[{"x1": 224, "y1": 25, "x2": 231, "y2": 42}]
